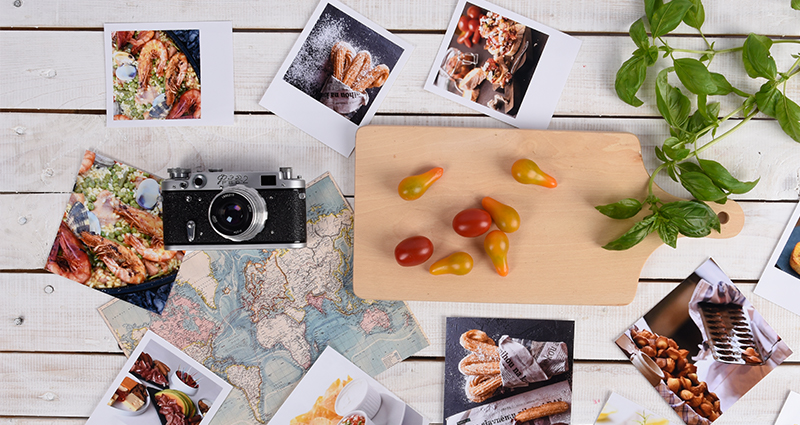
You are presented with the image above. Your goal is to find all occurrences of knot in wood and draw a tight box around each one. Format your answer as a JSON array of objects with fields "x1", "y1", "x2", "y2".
[{"x1": 13, "y1": 316, "x2": 24, "y2": 325}]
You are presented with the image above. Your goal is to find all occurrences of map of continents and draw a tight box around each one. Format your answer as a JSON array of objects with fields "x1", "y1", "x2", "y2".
[{"x1": 99, "y1": 173, "x2": 429, "y2": 423}]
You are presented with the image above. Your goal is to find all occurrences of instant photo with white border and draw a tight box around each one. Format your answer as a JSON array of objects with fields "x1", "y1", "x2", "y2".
[
  {"x1": 424, "y1": 0, "x2": 580, "y2": 128},
  {"x1": 774, "y1": 391, "x2": 800, "y2": 425},
  {"x1": 755, "y1": 199, "x2": 800, "y2": 317},
  {"x1": 259, "y1": 0, "x2": 413, "y2": 157},
  {"x1": 86, "y1": 330, "x2": 232, "y2": 424},
  {"x1": 104, "y1": 22, "x2": 234, "y2": 127}
]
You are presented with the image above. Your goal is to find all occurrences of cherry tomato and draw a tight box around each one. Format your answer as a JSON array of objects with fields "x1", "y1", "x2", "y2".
[
  {"x1": 511, "y1": 159, "x2": 557, "y2": 188},
  {"x1": 429, "y1": 252, "x2": 474, "y2": 276},
  {"x1": 453, "y1": 208, "x2": 492, "y2": 237},
  {"x1": 471, "y1": 29, "x2": 481, "y2": 45},
  {"x1": 481, "y1": 197, "x2": 520, "y2": 233},
  {"x1": 458, "y1": 15, "x2": 470, "y2": 32},
  {"x1": 398, "y1": 167, "x2": 444, "y2": 201},
  {"x1": 467, "y1": 5, "x2": 483, "y2": 19},
  {"x1": 467, "y1": 18, "x2": 480, "y2": 33},
  {"x1": 394, "y1": 236, "x2": 434, "y2": 267},
  {"x1": 484, "y1": 230, "x2": 509, "y2": 276}
]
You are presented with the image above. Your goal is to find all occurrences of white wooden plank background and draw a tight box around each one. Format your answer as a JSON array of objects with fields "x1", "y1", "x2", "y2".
[{"x1": 2, "y1": 0, "x2": 800, "y2": 424}]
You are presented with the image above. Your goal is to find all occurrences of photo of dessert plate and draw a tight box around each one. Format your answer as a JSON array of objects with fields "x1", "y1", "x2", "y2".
[{"x1": 372, "y1": 393, "x2": 406, "y2": 425}]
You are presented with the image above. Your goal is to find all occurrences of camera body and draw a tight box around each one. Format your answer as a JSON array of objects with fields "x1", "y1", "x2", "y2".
[{"x1": 162, "y1": 167, "x2": 306, "y2": 250}]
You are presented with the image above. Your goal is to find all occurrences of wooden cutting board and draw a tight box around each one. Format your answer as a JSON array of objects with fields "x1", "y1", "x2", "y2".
[{"x1": 352, "y1": 126, "x2": 744, "y2": 305}]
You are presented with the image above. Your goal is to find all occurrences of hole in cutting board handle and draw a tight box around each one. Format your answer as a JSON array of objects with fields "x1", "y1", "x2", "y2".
[{"x1": 718, "y1": 211, "x2": 729, "y2": 224}]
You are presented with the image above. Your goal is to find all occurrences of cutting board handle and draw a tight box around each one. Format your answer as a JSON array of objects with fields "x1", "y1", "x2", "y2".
[{"x1": 706, "y1": 200, "x2": 744, "y2": 239}]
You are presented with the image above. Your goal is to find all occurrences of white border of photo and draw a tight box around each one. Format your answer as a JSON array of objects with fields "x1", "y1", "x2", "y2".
[
  {"x1": 424, "y1": 0, "x2": 581, "y2": 129},
  {"x1": 774, "y1": 391, "x2": 800, "y2": 425},
  {"x1": 755, "y1": 199, "x2": 800, "y2": 317},
  {"x1": 104, "y1": 21, "x2": 234, "y2": 127}
]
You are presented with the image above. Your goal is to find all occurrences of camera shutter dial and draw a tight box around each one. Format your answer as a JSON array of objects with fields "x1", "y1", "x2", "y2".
[{"x1": 208, "y1": 185, "x2": 268, "y2": 242}]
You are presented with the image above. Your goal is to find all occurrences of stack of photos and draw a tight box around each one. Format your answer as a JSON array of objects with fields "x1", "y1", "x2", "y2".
[
  {"x1": 593, "y1": 393, "x2": 668, "y2": 425},
  {"x1": 424, "y1": 0, "x2": 580, "y2": 128},
  {"x1": 260, "y1": 0, "x2": 412, "y2": 157},
  {"x1": 444, "y1": 317, "x2": 574, "y2": 425},
  {"x1": 104, "y1": 21, "x2": 234, "y2": 127},
  {"x1": 86, "y1": 330, "x2": 232, "y2": 424},
  {"x1": 756, "y1": 201, "x2": 800, "y2": 317},
  {"x1": 267, "y1": 346, "x2": 429, "y2": 425},
  {"x1": 45, "y1": 150, "x2": 183, "y2": 314},
  {"x1": 774, "y1": 391, "x2": 800, "y2": 425},
  {"x1": 616, "y1": 258, "x2": 793, "y2": 424}
]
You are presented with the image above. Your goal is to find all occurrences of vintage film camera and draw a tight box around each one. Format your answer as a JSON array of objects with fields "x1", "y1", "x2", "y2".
[{"x1": 162, "y1": 167, "x2": 306, "y2": 250}]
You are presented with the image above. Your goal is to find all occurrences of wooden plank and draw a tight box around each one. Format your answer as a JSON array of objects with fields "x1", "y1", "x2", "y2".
[
  {"x1": 1, "y1": 0, "x2": 797, "y2": 35},
  {"x1": 4, "y1": 32, "x2": 800, "y2": 117},
  {"x1": 4, "y1": 271, "x2": 799, "y2": 363},
  {"x1": 0, "y1": 420, "x2": 87, "y2": 425},
  {"x1": 2, "y1": 352, "x2": 799, "y2": 424}
]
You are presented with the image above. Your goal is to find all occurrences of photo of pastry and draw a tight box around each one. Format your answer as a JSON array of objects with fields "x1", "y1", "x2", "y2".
[
  {"x1": 260, "y1": 0, "x2": 413, "y2": 157},
  {"x1": 616, "y1": 258, "x2": 793, "y2": 424},
  {"x1": 443, "y1": 317, "x2": 574, "y2": 424},
  {"x1": 86, "y1": 330, "x2": 232, "y2": 424},
  {"x1": 44, "y1": 150, "x2": 183, "y2": 314},
  {"x1": 425, "y1": 0, "x2": 580, "y2": 129},
  {"x1": 755, "y1": 202, "x2": 800, "y2": 317}
]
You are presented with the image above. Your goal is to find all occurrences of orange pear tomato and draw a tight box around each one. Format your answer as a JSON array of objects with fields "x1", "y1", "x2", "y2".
[
  {"x1": 481, "y1": 197, "x2": 520, "y2": 233},
  {"x1": 511, "y1": 159, "x2": 557, "y2": 188},
  {"x1": 398, "y1": 167, "x2": 444, "y2": 201},
  {"x1": 484, "y1": 230, "x2": 509, "y2": 276},
  {"x1": 429, "y1": 252, "x2": 474, "y2": 276}
]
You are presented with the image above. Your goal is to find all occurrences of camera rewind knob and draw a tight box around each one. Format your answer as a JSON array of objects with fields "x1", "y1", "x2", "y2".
[
  {"x1": 168, "y1": 168, "x2": 191, "y2": 179},
  {"x1": 280, "y1": 167, "x2": 293, "y2": 180}
]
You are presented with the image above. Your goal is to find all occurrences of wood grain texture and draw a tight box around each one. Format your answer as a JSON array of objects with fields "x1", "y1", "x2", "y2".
[
  {"x1": 4, "y1": 32, "x2": 800, "y2": 119},
  {"x1": 1, "y1": 0, "x2": 797, "y2": 35}
]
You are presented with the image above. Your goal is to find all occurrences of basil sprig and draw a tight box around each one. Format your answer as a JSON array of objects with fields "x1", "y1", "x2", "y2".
[{"x1": 604, "y1": 0, "x2": 798, "y2": 250}]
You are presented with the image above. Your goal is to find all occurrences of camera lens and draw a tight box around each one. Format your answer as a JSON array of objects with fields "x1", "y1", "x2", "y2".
[{"x1": 208, "y1": 186, "x2": 267, "y2": 242}]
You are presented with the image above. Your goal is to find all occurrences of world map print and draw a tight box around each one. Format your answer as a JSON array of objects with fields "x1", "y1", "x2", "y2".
[{"x1": 99, "y1": 173, "x2": 429, "y2": 423}]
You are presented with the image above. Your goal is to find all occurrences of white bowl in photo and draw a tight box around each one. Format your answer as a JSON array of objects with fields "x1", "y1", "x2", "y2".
[
  {"x1": 108, "y1": 390, "x2": 151, "y2": 416},
  {"x1": 169, "y1": 370, "x2": 200, "y2": 395}
]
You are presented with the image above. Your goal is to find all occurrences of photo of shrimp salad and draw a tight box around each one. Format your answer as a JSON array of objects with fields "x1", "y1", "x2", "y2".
[
  {"x1": 46, "y1": 151, "x2": 183, "y2": 290},
  {"x1": 111, "y1": 30, "x2": 201, "y2": 120}
]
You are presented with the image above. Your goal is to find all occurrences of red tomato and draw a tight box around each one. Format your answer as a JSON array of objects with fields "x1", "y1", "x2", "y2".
[
  {"x1": 394, "y1": 236, "x2": 434, "y2": 267},
  {"x1": 458, "y1": 15, "x2": 470, "y2": 32},
  {"x1": 467, "y1": 18, "x2": 480, "y2": 32},
  {"x1": 467, "y1": 5, "x2": 483, "y2": 19},
  {"x1": 452, "y1": 208, "x2": 492, "y2": 237}
]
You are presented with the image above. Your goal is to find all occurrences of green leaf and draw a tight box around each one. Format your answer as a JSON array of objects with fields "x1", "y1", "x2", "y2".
[
  {"x1": 615, "y1": 53, "x2": 650, "y2": 107},
  {"x1": 596, "y1": 198, "x2": 644, "y2": 219},
  {"x1": 650, "y1": 0, "x2": 693, "y2": 37},
  {"x1": 656, "y1": 217, "x2": 680, "y2": 248},
  {"x1": 645, "y1": 0, "x2": 665, "y2": 23},
  {"x1": 645, "y1": 46, "x2": 660, "y2": 66},
  {"x1": 655, "y1": 68, "x2": 691, "y2": 128},
  {"x1": 674, "y1": 58, "x2": 718, "y2": 95},
  {"x1": 630, "y1": 19, "x2": 650, "y2": 50},
  {"x1": 667, "y1": 163, "x2": 679, "y2": 182},
  {"x1": 680, "y1": 171, "x2": 729, "y2": 203},
  {"x1": 756, "y1": 82, "x2": 782, "y2": 117},
  {"x1": 710, "y1": 73, "x2": 733, "y2": 95},
  {"x1": 663, "y1": 137, "x2": 690, "y2": 161},
  {"x1": 660, "y1": 200, "x2": 720, "y2": 237},
  {"x1": 683, "y1": 0, "x2": 705, "y2": 29},
  {"x1": 742, "y1": 33, "x2": 777, "y2": 80},
  {"x1": 775, "y1": 94, "x2": 800, "y2": 142},
  {"x1": 602, "y1": 215, "x2": 657, "y2": 250},
  {"x1": 743, "y1": 95, "x2": 757, "y2": 115},
  {"x1": 698, "y1": 158, "x2": 760, "y2": 193},
  {"x1": 678, "y1": 161, "x2": 704, "y2": 174},
  {"x1": 655, "y1": 146, "x2": 668, "y2": 162},
  {"x1": 794, "y1": 0, "x2": 800, "y2": 10}
]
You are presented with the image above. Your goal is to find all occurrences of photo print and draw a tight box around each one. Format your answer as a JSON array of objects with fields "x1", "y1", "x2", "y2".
[
  {"x1": 104, "y1": 22, "x2": 234, "y2": 127},
  {"x1": 260, "y1": 0, "x2": 412, "y2": 157},
  {"x1": 443, "y1": 317, "x2": 574, "y2": 425},
  {"x1": 774, "y1": 391, "x2": 800, "y2": 425},
  {"x1": 755, "y1": 201, "x2": 800, "y2": 317},
  {"x1": 45, "y1": 150, "x2": 183, "y2": 314},
  {"x1": 425, "y1": 0, "x2": 580, "y2": 128},
  {"x1": 593, "y1": 393, "x2": 669, "y2": 425},
  {"x1": 616, "y1": 258, "x2": 792, "y2": 424},
  {"x1": 86, "y1": 330, "x2": 232, "y2": 424}
]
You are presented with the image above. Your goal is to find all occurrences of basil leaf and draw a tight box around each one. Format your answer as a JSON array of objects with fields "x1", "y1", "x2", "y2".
[
  {"x1": 663, "y1": 137, "x2": 690, "y2": 161},
  {"x1": 742, "y1": 33, "x2": 777, "y2": 80},
  {"x1": 667, "y1": 163, "x2": 679, "y2": 182},
  {"x1": 707, "y1": 102, "x2": 721, "y2": 119},
  {"x1": 645, "y1": 46, "x2": 660, "y2": 66},
  {"x1": 680, "y1": 171, "x2": 728, "y2": 203},
  {"x1": 650, "y1": 0, "x2": 692, "y2": 37},
  {"x1": 655, "y1": 68, "x2": 691, "y2": 128},
  {"x1": 710, "y1": 73, "x2": 733, "y2": 96},
  {"x1": 602, "y1": 215, "x2": 657, "y2": 250},
  {"x1": 775, "y1": 94, "x2": 800, "y2": 143},
  {"x1": 743, "y1": 95, "x2": 757, "y2": 116},
  {"x1": 656, "y1": 217, "x2": 680, "y2": 248},
  {"x1": 630, "y1": 19, "x2": 649, "y2": 51},
  {"x1": 794, "y1": 0, "x2": 800, "y2": 10},
  {"x1": 615, "y1": 53, "x2": 649, "y2": 107},
  {"x1": 660, "y1": 200, "x2": 720, "y2": 237},
  {"x1": 674, "y1": 58, "x2": 718, "y2": 95},
  {"x1": 655, "y1": 145, "x2": 668, "y2": 162},
  {"x1": 645, "y1": 0, "x2": 665, "y2": 24},
  {"x1": 596, "y1": 198, "x2": 643, "y2": 219},
  {"x1": 683, "y1": 0, "x2": 705, "y2": 29},
  {"x1": 698, "y1": 158, "x2": 760, "y2": 193},
  {"x1": 756, "y1": 82, "x2": 782, "y2": 117},
  {"x1": 678, "y1": 161, "x2": 704, "y2": 174}
]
